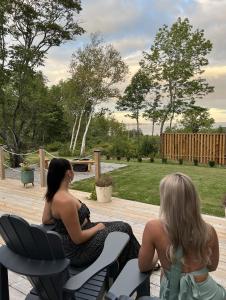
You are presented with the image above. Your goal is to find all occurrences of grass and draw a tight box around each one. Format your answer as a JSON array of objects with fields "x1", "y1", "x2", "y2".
[{"x1": 71, "y1": 159, "x2": 226, "y2": 217}]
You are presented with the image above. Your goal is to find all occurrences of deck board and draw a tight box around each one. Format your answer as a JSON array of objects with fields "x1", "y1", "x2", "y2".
[{"x1": 0, "y1": 178, "x2": 226, "y2": 297}]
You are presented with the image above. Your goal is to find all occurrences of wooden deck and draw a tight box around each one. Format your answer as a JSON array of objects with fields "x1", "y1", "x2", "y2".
[{"x1": 0, "y1": 178, "x2": 226, "y2": 298}]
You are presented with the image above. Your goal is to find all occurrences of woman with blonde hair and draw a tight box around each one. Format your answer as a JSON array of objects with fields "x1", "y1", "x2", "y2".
[{"x1": 138, "y1": 172, "x2": 226, "y2": 299}]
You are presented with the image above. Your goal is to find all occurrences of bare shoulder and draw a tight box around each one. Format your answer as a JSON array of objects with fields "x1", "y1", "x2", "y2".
[
  {"x1": 53, "y1": 191, "x2": 74, "y2": 206},
  {"x1": 145, "y1": 219, "x2": 163, "y2": 236}
]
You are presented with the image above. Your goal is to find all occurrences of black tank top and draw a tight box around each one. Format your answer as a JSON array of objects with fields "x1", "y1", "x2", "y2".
[{"x1": 53, "y1": 202, "x2": 90, "y2": 235}]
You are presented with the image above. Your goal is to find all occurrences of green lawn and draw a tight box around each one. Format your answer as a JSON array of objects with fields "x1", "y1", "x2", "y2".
[{"x1": 71, "y1": 160, "x2": 226, "y2": 217}]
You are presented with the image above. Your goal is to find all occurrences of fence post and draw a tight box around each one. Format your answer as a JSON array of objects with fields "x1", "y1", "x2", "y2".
[
  {"x1": 94, "y1": 150, "x2": 101, "y2": 182},
  {"x1": 0, "y1": 146, "x2": 5, "y2": 180},
  {"x1": 39, "y1": 147, "x2": 46, "y2": 187}
]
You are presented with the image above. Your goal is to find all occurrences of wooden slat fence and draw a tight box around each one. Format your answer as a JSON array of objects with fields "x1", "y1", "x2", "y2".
[{"x1": 161, "y1": 133, "x2": 226, "y2": 165}]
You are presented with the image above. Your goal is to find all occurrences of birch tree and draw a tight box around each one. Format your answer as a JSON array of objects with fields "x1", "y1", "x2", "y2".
[{"x1": 70, "y1": 34, "x2": 128, "y2": 156}]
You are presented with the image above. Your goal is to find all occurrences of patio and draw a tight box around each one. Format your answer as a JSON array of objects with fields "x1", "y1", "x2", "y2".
[{"x1": 0, "y1": 178, "x2": 226, "y2": 299}]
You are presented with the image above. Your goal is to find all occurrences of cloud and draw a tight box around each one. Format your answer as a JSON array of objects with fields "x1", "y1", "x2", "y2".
[{"x1": 39, "y1": 0, "x2": 226, "y2": 122}]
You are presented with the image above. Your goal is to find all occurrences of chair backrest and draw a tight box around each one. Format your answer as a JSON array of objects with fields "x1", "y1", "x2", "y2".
[{"x1": 0, "y1": 214, "x2": 70, "y2": 300}]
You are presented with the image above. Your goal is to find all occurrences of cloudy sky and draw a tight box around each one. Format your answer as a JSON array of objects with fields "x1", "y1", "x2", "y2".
[{"x1": 41, "y1": 0, "x2": 226, "y2": 124}]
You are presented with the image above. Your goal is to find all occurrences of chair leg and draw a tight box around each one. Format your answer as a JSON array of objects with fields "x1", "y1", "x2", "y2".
[{"x1": 0, "y1": 264, "x2": 9, "y2": 300}]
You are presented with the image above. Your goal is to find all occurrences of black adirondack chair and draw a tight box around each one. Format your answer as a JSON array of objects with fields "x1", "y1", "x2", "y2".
[
  {"x1": 105, "y1": 259, "x2": 159, "y2": 300},
  {"x1": 0, "y1": 214, "x2": 129, "y2": 300}
]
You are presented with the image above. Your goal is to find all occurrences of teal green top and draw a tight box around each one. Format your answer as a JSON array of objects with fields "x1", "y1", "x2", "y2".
[{"x1": 160, "y1": 248, "x2": 226, "y2": 300}]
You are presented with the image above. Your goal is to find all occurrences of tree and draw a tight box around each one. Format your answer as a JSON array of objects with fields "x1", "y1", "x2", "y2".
[
  {"x1": 0, "y1": 0, "x2": 84, "y2": 166},
  {"x1": 140, "y1": 17, "x2": 214, "y2": 134},
  {"x1": 69, "y1": 33, "x2": 128, "y2": 156},
  {"x1": 180, "y1": 105, "x2": 215, "y2": 133},
  {"x1": 143, "y1": 92, "x2": 161, "y2": 135},
  {"x1": 116, "y1": 69, "x2": 150, "y2": 140}
]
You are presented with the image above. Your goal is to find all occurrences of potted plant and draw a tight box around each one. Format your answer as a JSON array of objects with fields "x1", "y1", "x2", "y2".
[
  {"x1": 95, "y1": 175, "x2": 113, "y2": 203},
  {"x1": 20, "y1": 161, "x2": 34, "y2": 187}
]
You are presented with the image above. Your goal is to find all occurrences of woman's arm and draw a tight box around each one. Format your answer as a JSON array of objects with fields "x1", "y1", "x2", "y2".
[
  {"x1": 138, "y1": 221, "x2": 158, "y2": 272},
  {"x1": 42, "y1": 200, "x2": 54, "y2": 224},
  {"x1": 57, "y1": 196, "x2": 105, "y2": 244},
  {"x1": 207, "y1": 226, "x2": 219, "y2": 272}
]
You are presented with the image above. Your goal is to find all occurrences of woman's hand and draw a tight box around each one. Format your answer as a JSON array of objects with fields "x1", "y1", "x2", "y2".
[{"x1": 96, "y1": 223, "x2": 105, "y2": 231}]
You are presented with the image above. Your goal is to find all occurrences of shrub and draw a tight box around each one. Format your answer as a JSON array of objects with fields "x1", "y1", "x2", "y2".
[
  {"x1": 117, "y1": 156, "x2": 121, "y2": 160},
  {"x1": 106, "y1": 154, "x2": 110, "y2": 160},
  {"x1": 89, "y1": 184, "x2": 97, "y2": 200},
  {"x1": 193, "y1": 159, "x2": 199, "y2": 166},
  {"x1": 58, "y1": 148, "x2": 73, "y2": 157},
  {"x1": 96, "y1": 175, "x2": 113, "y2": 187},
  {"x1": 162, "y1": 158, "x2": 167, "y2": 164},
  {"x1": 46, "y1": 141, "x2": 62, "y2": 152},
  {"x1": 178, "y1": 158, "x2": 183, "y2": 165},
  {"x1": 150, "y1": 157, "x2": 154, "y2": 163},
  {"x1": 110, "y1": 139, "x2": 129, "y2": 159},
  {"x1": 208, "y1": 160, "x2": 215, "y2": 167},
  {"x1": 126, "y1": 156, "x2": 131, "y2": 162},
  {"x1": 139, "y1": 136, "x2": 160, "y2": 157},
  {"x1": 137, "y1": 156, "x2": 142, "y2": 162}
]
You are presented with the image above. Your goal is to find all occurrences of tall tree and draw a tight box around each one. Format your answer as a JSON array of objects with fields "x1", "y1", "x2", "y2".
[
  {"x1": 143, "y1": 91, "x2": 162, "y2": 136},
  {"x1": 116, "y1": 69, "x2": 150, "y2": 140},
  {"x1": 0, "y1": 0, "x2": 84, "y2": 166},
  {"x1": 70, "y1": 33, "x2": 128, "y2": 156},
  {"x1": 140, "y1": 17, "x2": 214, "y2": 134}
]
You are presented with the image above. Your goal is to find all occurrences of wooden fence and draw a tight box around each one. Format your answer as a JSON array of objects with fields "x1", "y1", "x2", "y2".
[{"x1": 161, "y1": 133, "x2": 226, "y2": 165}]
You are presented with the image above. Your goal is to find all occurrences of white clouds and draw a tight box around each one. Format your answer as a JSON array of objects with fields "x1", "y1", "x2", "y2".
[
  {"x1": 39, "y1": 0, "x2": 226, "y2": 121},
  {"x1": 80, "y1": 0, "x2": 141, "y2": 34}
]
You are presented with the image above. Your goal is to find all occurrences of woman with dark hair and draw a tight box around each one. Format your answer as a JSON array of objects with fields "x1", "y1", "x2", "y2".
[{"x1": 42, "y1": 158, "x2": 141, "y2": 273}]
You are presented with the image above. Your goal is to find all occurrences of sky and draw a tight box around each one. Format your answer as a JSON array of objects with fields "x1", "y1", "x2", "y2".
[{"x1": 41, "y1": 0, "x2": 226, "y2": 125}]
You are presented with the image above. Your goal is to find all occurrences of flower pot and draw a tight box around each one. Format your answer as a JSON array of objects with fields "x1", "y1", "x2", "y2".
[
  {"x1": 21, "y1": 170, "x2": 34, "y2": 187},
  {"x1": 95, "y1": 185, "x2": 112, "y2": 203}
]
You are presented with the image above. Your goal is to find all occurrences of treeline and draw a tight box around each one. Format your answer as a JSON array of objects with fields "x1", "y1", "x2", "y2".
[{"x1": 0, "y1": 1, "x2": 219, "y2": 165}]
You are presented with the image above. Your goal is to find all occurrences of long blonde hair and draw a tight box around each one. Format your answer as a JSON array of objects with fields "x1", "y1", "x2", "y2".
[{"x1": 159, "y1": 172, "x2": 211, "y2": 264}]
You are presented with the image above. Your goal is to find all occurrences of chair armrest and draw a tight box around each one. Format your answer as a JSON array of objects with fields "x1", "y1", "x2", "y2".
[
  {"x1": 105, "y1": 259, "x2": 150, "y2": 298},
  {"x1": 63, "y1": 232, "x2": 129, "y2": 292},
  {"x1": 0, "y1": 246, "x2": 69, "y2": 276}
]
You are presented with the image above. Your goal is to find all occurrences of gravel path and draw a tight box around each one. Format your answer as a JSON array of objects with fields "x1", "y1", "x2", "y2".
[{"x1": 5, "y1": 162, "x2": 127, "y2": 186}]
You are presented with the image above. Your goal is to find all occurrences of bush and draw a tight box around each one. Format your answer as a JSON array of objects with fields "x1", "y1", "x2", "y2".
[
  {"x1": 178, "y1": 158, "x2": 183, "y2": 165},
  {"x1": 46, "y1": 141, "x2": 62, "y2": 152},
  {"x1": 58, "y1": 143, "x2": 74, "y2": 157},
  {"x1": 193, "y1": 159, "x2": 199, "y2": 166},
  {"x1": 137, "y1": 156, "x2": 142, "y2": 162},
  {"x1": 208, "y1": 160, "x2": 215, "y2": 167},
  {"x1": 126, "y1": 156, "x2": 131, "y2": 162},
  {"x1": 162, "y1": 158, "x2": 167, "y2": 164},
  {"x1": 89, "y1": 184, "x2": 97, "y2": 200},
  {"x1": 150, "y1": 157, "x2": 154, "y2": 163},
  {"x1": 106, "y1": 154, "x2": 110, "y2": 160},
  {"x1": 139, "y1": 136, "x2": 160, "y2": 157},
  {"x1": 110, "y1": 139, "x2": 129, "y2": 159},
  {"x1": 117, "y1": 156, "x2": 121, "y2": 160}
]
